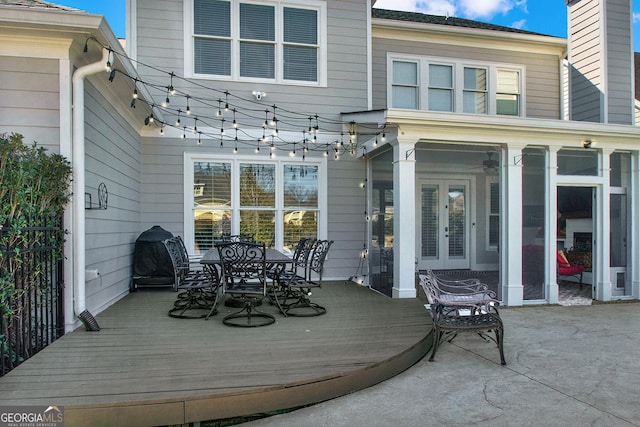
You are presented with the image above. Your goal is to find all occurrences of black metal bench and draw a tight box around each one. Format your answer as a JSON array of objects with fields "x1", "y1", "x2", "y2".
[{"x1": 418, "y1": 270, "x2": 506, "y2": 365}]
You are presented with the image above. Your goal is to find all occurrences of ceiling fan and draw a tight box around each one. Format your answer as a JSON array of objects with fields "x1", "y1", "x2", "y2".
[{"x1": 482, "y1": 152, "x2": 499, "y2": 173}]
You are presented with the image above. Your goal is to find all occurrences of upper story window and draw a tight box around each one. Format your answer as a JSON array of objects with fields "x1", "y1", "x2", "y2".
[
  {"x1": 392, "y1": 61, "x2": 418, "y2": 109},
  {"x1": 388, "y1": 55, "x2": 525, "y2": 116},
  {"x1": 463, "y1": 67, "x2": 487, "y2": 114},
  {"x1": 496, "y1": 69, "x2": 520, "y2": 116},
  {"x1": 189, "y1": 0, "x2": 325, "y2": 85}
]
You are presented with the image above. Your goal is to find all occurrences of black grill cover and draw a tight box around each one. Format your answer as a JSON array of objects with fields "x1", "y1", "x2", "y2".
[{"x1": 133, "y1": 226, "x2": 174, "y2": 279}]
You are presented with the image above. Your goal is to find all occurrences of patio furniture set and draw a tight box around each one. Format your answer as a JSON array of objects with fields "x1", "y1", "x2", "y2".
[
  {"x1": 163, "y1": 236, "x2": 333, "y2": 327},
  {"x1": 418, "y1": 269, "x2": 506, "y2": 365}
]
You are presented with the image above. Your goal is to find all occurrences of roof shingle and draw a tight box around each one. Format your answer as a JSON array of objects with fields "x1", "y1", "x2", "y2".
[
  {"x1": 0, "y1": 0, "x2": 81, "y2": 12},
  {"x1": 372, "y1": 8, "x2": 552, "y2": 37}
]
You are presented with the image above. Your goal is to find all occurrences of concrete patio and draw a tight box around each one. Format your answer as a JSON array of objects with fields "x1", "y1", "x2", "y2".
[{"x1": 242, "y1": 301, "x2": 640, "y2": 427}]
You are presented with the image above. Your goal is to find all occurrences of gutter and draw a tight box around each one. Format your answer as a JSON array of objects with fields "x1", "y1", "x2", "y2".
[{"x1": 70, "y1": 47, "x2": 110, "y2": 326}]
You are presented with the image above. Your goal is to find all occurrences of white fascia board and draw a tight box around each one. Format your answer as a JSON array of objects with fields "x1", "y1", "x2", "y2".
[
  {"x1": 0, "y1": 34, "x2": 72, "y2": 58},
  {"x1": 341, "y1": 110, "x2": 387, "y2": 126},
  {"x1": 0, "y1": 8, "x2": 104, "y2": 34},
  {"x1": 384, "y1": 109, "x2": 640, "y2": 146}
]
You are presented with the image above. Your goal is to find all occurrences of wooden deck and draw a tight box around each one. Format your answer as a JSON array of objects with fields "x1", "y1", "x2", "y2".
[{"x1": 0, "y1": 282, "x2": 432, "y2": 427}]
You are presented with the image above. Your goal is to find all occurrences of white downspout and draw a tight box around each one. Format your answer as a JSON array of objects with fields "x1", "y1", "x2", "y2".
[{"x1": 71, "y1": 48, "x2": 110, "y2": 320}]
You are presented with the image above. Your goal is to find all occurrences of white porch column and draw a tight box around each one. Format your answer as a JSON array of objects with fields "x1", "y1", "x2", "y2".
[
  {"x1": 392, "y1": 138, "x2": 416, "y2": 298},
  {"x1": 632, "y1": 151, "x2": 640, "y2": 299},
  {"x1": 595, "y1": 148, "x2": 613, "y2": 301},
  {"x1": 502, "y1": 145, "x2": 525, "y2": 306},
  {"x1": 547, "y1": 146, "x2": 560, "y2": 304}
]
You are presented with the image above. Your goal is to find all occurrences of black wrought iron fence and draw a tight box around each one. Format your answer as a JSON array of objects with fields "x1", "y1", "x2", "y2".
[{"x1": 0, "y1": 218, "x2": 65, "y2": 377}]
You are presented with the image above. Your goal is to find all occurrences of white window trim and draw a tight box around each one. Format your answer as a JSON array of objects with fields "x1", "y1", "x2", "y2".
[
  {"x1": 184, "y1": 152, "x2": 328, "y2": 253},
  {"x1": 184, "y1": 0, "x2": 328, "y2": 87},
  {"x1": 391, "y1": 59, "x2": 420, "y2": 109},
  {"x1": 387, "y1": 54, "x2": 526, "y2": 116}
]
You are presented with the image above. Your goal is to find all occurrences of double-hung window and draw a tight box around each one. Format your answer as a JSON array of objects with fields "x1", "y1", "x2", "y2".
[
  {"x1": 190, "y1": 0, "x2": 324, "y2": 84},
  {"x1": 496, "y1": 69, "x2": 520, "y2": 116},
  {"x1": 389, "y1": 55, "x2": 524, "y2": 116},
  {"x1": 392, "y1": 61, "x2": 419, "y2": 109},
  {"x1": 463, "y1": 67, "x2": 487, "y2": 114},
  {"x1": 187, "y1": 154, "x2": 325, "y2": 255},
  {"x1": 428, "y1": 64, "x2": 454, "y2": 112}
]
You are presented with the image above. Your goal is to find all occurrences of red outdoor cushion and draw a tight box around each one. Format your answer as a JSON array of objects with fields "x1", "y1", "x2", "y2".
[{"x1": 557, "y1": 251, "x2": 585, "y2": 275}]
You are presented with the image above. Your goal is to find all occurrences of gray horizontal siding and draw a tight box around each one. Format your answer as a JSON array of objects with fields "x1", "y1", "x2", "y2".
[
  {"x1": 0, "y1": 56, "x2": 60, "y2": 152},
  {"x1": 83, "y1": 80, "x2": 142, "y2": 313},
  {"x1": 371, "y1": 37, "x2": 561, "y2": 119},
  {"x1": 140, "y1": 134, "x2": 366, "y2": 280},
  {"x1": 134, "y1": 0, "x2": 371, "y2": 279},
  {"x1": 569, "y1": 0, "x2": 603, "y2": 122},
  {"x1": 135, "y1": 0, "x2": 369, "y2": 134},
  {"x1": 606, "y1": 0, "x2": 633, "y2": 125}
]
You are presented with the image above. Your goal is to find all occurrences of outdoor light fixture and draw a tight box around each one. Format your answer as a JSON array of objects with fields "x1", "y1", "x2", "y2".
[
  {"x1": 582, "y1": 139, "x2": 593, "y2": 149},
  {"x1": 252, "y1": 90, "x2": 266, "y2": 100}
]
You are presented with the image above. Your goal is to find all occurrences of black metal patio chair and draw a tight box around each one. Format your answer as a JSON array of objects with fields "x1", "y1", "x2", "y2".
[
  {"x1": 268, "y1": 237, "x2": 316, "y2": 315},
  {"x1": 163, "y1": 237, "x2": 220, "y2": 319},
  {"x1": 216, "y1": 241, "x2": 275, "y2": 327},
  {"x1": 281, "y1": 239, "x2": 333, "y2": 317}
]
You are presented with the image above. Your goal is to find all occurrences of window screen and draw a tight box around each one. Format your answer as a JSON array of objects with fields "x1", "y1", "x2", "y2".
[
  {"x1": 463, "y1": 67, "x2": 487, "y2": 114},
  {"x1": 429, "y1": 64, "x2": 453, "y2": 111},
  {"x1": 392, "y1": 61, "x2": 418, "y2": 109}
]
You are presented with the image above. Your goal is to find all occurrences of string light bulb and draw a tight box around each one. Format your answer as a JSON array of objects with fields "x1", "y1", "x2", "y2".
[
  {"x1": 105, "y1": 49, "x2": 113, "y2": 72},
  {"x1": 168, "y1": 72, "x2": 176, "y2": 95},
  {"x1": 216, "y1": 99, "x2": 223, "y2": 117}
]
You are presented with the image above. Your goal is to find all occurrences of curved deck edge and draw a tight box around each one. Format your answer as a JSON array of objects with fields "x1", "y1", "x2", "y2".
[{"x1": 64, "y1": 333, "x2": 433, "y2": 427}]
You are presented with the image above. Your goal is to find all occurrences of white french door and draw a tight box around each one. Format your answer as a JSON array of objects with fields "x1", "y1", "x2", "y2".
[{"x1": 417, "y1": 179, "x2": 470, "y2": 270}]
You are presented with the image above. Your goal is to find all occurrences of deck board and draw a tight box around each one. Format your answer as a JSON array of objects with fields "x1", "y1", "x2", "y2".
[{"x1": 0, "y1": 282, "x2": 431, "y2": 426}]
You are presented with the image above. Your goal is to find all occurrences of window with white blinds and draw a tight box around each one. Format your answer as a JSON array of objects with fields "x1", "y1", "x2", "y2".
[
  {"x1": 283, "y1": 7, "x2": 318, "y2": 81},
  {"x1": 194, "y1": 0, "x2": 231, "y2": 75},
  {"x1": 191, "y1": 0, "x2": 323, "y2": 83},
  {"x1": 428, "y1": 64, "x2": 453, "y2": 112},
  {"x1": 188, "y1": 157, "x2": 324, "y2": 255},
  {"x1": 392, "y1": 61, "x2": 418, "y2": 109}
]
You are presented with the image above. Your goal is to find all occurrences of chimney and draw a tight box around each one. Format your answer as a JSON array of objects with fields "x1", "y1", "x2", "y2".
[{"x1": 567, "y1": 0, "x2": 634, "y2": 124}]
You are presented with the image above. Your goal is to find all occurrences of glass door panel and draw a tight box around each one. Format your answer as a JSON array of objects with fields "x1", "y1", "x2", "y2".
[
  {"x1": 418, "y1": 180, "x2": 469, "y2": 270},
  {"x1": 421, "y1": 184, "x2": 439, "y2": 258},
  {"x1": 447, "y1": 185, "x2": 466, "y2": 259}
]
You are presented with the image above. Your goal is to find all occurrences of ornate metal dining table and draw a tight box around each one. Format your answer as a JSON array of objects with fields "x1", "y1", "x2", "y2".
[{"x1": 199, "y1": 247, "x2": 294, "y2": 313}]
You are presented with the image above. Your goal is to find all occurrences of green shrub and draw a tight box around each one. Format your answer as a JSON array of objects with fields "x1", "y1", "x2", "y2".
[{"x1": 0, "y1": 133, "x2": 72, "y2": 321}]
